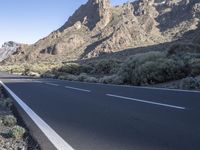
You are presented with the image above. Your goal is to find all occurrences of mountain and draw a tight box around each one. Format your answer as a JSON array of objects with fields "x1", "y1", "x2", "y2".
[{"x1": 3, "y1": 0, "x2": 200, "y2": 63}]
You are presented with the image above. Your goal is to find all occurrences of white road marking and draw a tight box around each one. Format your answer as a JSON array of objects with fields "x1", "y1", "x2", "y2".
[
  {"x1": 133, "y1": 86, "x2": 200, "y2": 94},
  {"x1": 65, "y1": 86, "x2": 91, "y2": 92},
  {"x1": 106, "y1": 94, "x2": 186, "y2": 110},
  {"x1": 45, "y1": 83, "x2": 59, "y2": 86},
  {"x1": 34, "y1": 80, "x2": 43, "y2": 83},
  {"x1": 0, "y1": 81, "x2": 74, "y2": 150}
]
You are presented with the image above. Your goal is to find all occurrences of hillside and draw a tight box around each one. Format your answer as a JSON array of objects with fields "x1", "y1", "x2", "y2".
[{"x1": 2, "y1": 0, "x2": 200, "y2": 64}]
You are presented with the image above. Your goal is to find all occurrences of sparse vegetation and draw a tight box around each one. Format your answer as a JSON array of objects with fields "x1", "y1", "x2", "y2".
[
  {"x1": 57, "y1": 63, "x2": 93, "y2": 75},
  {"x1": 0, "y1": 87, "x2": 40, "y2": 149},
  {"x1": 179, "y1": 77, "x2": 200, "y2": 90},
  {"x1": 2, "y1": 115, "x2": 17, "y2": 127},
  {"x1": 0, "y1": 63, "x2": 61, "y2": 76},
  {"x1": 9, "y1": 125, "x2": 26, "y2": 140},
  {"x1": 1, "y1": 43, "x2": 200, "y2": 90}
]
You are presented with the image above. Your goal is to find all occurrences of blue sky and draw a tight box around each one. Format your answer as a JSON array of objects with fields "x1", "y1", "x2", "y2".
[{"x1": 0, "y1": 0, "x2": 128, "y2": 46}]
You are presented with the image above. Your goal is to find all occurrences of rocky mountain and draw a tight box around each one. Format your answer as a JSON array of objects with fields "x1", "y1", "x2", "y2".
[
  {"x1": 3, "y1": 0, "x2": 200, "y2": 63},
  {"x1": 0, "y1": 42, "x2": 25, "y2": 62}
]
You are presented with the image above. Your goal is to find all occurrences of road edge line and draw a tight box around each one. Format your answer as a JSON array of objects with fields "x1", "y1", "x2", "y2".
[{"x1": 0, "y1": 80, "x2": 74, "y2": 150}]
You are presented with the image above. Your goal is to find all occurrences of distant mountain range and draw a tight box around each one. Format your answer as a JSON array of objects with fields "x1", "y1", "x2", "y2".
[{"x1": 1, "y1": 0, "x2": 200, "y2": 63}]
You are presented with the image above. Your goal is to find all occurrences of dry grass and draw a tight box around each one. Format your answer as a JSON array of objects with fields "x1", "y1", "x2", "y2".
[{"x1": 0, "y1": 63, "x2": 62, "y2": 76}]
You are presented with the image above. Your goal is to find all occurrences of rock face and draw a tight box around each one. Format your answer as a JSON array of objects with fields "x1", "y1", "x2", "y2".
[
  {"x1": 0, "y1": 42, "x2": 21, "y2": 62},
  {"x1": 2, "y1": 0, "x2": 200, "y2": 63},
  {"x1": 60, "y1": 0, "x2": 112, "y2": 31}
]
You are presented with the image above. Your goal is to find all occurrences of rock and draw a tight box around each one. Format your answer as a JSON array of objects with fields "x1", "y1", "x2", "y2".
[
  {"x1": 0, "y1": 42, "x2": 20, "y2": 62},
  {"x1": 60, "y1": 0, "x2": 112, "y2": 31},
  {"x1": 27, "y1": 72, "x2": 40, "y2": 77}
]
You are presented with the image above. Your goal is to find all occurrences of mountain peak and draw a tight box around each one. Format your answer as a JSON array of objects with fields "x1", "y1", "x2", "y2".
[{"x1": 60, "y1": 0, "x2": 111, "y2": 31}]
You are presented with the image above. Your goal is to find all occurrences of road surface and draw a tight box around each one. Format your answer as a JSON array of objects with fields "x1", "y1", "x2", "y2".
[{"x1": 0, "y1": 71, "x2": 200, "y2": 150}]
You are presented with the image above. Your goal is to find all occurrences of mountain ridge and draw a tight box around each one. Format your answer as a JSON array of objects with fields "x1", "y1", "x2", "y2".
[{"x1": 2, "y1": 0, "x2": 200, "y2": 64}]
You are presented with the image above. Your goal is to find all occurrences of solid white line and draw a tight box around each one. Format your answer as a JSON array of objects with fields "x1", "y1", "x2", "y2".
[
  {"x1": 133, "y1": 86, "x2": 200, "y2": 93},
  {"x1": 65, "y1": 86, "x2": 91, "y2": 92},
  {"x1": 106, "y1": 94, "x2": 186, "y2": 110},
  {"x1": 0, "y1": 81, "x2": 74, "y2": 150},
  {"x1": 45, "y1": 83, "x2": 59, "y2": 86}
]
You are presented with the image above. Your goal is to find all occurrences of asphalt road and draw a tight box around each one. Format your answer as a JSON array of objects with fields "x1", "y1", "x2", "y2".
[{"x1": 0, "y1": 71, "x2": 200, "y2": 150}]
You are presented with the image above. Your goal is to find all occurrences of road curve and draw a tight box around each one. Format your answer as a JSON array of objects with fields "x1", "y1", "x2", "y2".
[{"x1": 0, "y1": 71, "x2": 200, "y2": 150}]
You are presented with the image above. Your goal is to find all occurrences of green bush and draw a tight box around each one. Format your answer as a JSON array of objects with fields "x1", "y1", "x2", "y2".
[
  {"x1": 188, "y1": 58, "x2": 200, "y2": 76},
  {"x1": 3, "y1": 115, "x2": 17, "y2": 127},
  {"x1": 0, "y1": 98, "x2": 12, "y2": 109},
  {"x1": 168, "y1": 43, "x2": 200, "y2": 55},
  {"x1": 58, "y1": 73, "x2": 78, "y2": 81},
  {"x1": 179, "y1": 77, "x2": 200, "y2": 90},
  {"x1": 77, "y1": 73, "x2": 98, "y2": 83},
  {"x1": 118, "y1": 51, "x2": 166, "y2": 84},
  {"x1": 132, "y1": 59, "x2": 186, "y2": 85},
  {"x1": 84, "y1": 76, "x2": 98, "y2": 83},
  {"x1": 118, "y1": 51, "x2": 188, "y2": 85},
  {"x1": 9, "y1": 125, "x2": 26, "y2": 139},
  {"x1": 58, "y1": 63, "x2": 93, "y2": 75},
  {"x1": 93, "y1": 59, "x2": 121, "y2": 75},
  {"x1": 99, "y1": 75, "x2": 123, "y2": 84}
]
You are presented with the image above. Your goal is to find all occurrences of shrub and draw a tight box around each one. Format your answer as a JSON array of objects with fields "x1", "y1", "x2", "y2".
[
  {"x1": 77, "y1": 73, "x2": 98, "y2": 82},
  {"x1": 118, "y1": 51, "x2": 188, "y2": 85},
  {"x1": 99, "y1": 75, "x2": 123, "y2": 84},
  {"x1": 0, "y1": 118, "x2": 3, "y2": 126},
  {"x1": 58, "y1": 63, "x2": 93, "y2": 75},
  {"x1": 187, "y1": 58, "x2": 200, "y2": 76},
  {"x1": 9, "y1": 125, "x2": 26, "y2": 139},
  {"x1": 131, "y1": 58, "x2": 187, "y2": 85},
  {"x1": 41, "y1": 73, "x2": 56, "y2": 78},
  {"x1": 93, "y1": 59, "x2": 121, "y2": 75},
  {"x1": 118, "y1": 51, "x2": 166, "y2": 84},
  {"x1": 0, "y1": 98, "x2": 12, "y2": 109},
  {"x1": 179, "y1": 77, "x2": 200, "y2": 90},
  {"x1": 82, "y1": 76, "x2": 98, "y2": 83},
  {"x1": 3, "y1": 115, "x2": 17, "y2": 127},
  {"x1": 23, "y1": 64, "x2": 31, "y2": 75},
  {"x1": 58, "y1": 73, "x2": 78, "y2": 81},
  {"x1": 168, "y1": 43, "x2": 200, "y2": 55}
]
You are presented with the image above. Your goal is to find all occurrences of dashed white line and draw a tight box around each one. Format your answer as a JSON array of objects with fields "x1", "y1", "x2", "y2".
[
  {"x1": 106, "y1": 94, "x2": 186, "y2": 110},
  {"x1": 0, "y1": 81, "x2": 74, "y2": 150},
  {"x1": 65, "y1": 86, "x2": 91, "y2": 92},
  {"x1": 34, "y1": 80, "x2": 43, "y2": 83},
  {"x1": 45, "y1": 83, "x2": 59, "y2": 86},
  {"x1": 57, "y1": 80, "x2": 200, "y2": 93}
]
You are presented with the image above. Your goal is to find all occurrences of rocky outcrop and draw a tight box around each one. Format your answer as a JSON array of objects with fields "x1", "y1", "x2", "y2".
[
  {"x1": 2, "y1": 0, "x2": 200, "y2": 63},
  {"x1": 60, "y1": 0, "x2": 112, "y2": 31},
  {"x1": 0, "y1": 42, "x2": 22, "y2": 62}
]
